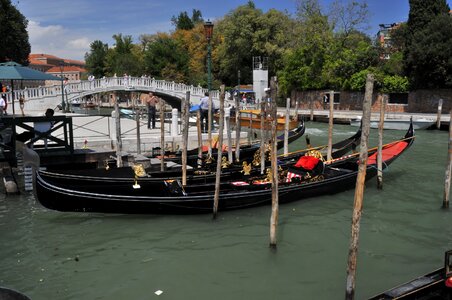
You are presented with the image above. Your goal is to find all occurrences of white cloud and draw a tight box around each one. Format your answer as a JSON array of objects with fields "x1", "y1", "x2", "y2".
[
  {"x1": 67, "y1": 38, "x2": 91, "y2": 50},
  {"x1": 27, "y1": 20, "x2": 90, "y2": 61}
]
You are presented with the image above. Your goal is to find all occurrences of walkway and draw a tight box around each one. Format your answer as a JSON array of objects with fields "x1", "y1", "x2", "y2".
[{"x1": 3, "y1": 76, "x2": 228, "y2": 115}]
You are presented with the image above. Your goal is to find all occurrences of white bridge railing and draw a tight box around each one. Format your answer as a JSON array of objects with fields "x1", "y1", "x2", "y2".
[{"x1": 3, "y1": 77, "x2": 227, "y2": 115}]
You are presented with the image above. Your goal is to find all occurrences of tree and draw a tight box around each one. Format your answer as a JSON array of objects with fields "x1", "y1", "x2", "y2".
[
  {"x1": 143, "y1": 33, "x2": 190, "y2": 81},
  {"x1": 0, "y1": 0, "x2": 31, "y2": 64},
  {"x1": 171, "y1": 9, "x2": 204, "y2": 30},
  {"x1": 406, "y1": 13, "x2": 452, "y2": 88},
  {"x1": 105, "y1": 34, "x2": 143, "y2": 76},
  {"x1": 84, "y1": 40, "x2": 109, "y2": 78},
  {"x1": 215, "y1": 1, "x2": 293, "y2": 87},
  {"x1": 172, "y1": 23, "x2": 208, "y2": 86},
  {"x1": 405, "y1": 0, "x2": 451, "y2": 88}
]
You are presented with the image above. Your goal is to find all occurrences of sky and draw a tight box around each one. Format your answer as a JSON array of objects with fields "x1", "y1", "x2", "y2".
[{"x1": 14, "y1": 0, "x2": 452, "y2": 61}]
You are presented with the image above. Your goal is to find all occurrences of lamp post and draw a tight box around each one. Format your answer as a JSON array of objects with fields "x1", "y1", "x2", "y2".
[
  {"x1": 59, "y1": 63, "x2": 66, "y2": 112},
  {"x1": 204, "y1": 20, "x2": 214, "y2": 92}
]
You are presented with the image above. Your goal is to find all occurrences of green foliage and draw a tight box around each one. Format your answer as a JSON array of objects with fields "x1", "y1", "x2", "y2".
[
  {"x1": 143, "y1": 34, "x2": 190, "y2": 81},
  {"x1": 405, "y1": 0, "x2": 452, "y2": 89},
  {"x1": 215, "y1": 2, "x2": 293, "y2": 87},
  {"x1": 405, "y1": 13, "x2": 452, "y2": 89},
  {"x1": 380, "y1": 75, "x2": 409, "y2": 93},
  {"x1": 84, "y1": 40, "x2": 109, "y2": 78},
  {"x1": 0, "y1": 0, "x2": 30, "y2": 65},
  {"x1": 171, "y1": 9, "x2": 204, "y2": 30},
  {"x1": 105, "y1": 34, "x2": 143, "y2": 76}
]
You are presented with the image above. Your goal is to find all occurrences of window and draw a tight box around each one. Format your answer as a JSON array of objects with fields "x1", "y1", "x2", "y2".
[
  {"x1": 323, "y1": 93, "x2": 340, "y2": 104},
  {"x1": 388, "y1": 93, "x2": 408, "y2": 104}
]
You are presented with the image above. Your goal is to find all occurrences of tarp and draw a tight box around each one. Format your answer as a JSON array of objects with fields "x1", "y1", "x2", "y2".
[{"x1": 0, "y1": 61, "x2": 61, "y2": 81}]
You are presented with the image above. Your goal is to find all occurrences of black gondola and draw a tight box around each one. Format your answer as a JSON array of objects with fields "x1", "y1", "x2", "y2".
[
  {"x1": 34, "y1": 122, "x2": 414, "y2": 214},
  {"x1": 36, "y1": 126, "x2": 362, "y2": 189},
  {"x1": 369, "y1": 250, "x2": 452, "y2": 299},
  {"x1": 154, "y1": 120, "x2": 306, "y2": 167}
]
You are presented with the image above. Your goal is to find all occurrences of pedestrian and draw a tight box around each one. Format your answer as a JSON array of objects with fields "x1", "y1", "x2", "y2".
[
  {"x1": 146, "y1": 92, "x2": 158, "y2": 129},
  {"x1": 199, "y1": 92, "x2": 209, "y2": 133},
  {"x1": 19, "y1": 95, "x2": 25, "y2": 116},
  {"x1": 0, "y1": 94, "x2": 5, "y2": 116}
]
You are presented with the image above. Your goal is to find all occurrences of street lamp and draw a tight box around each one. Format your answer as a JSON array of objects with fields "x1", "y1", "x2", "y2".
[
  {"x1": 59, "y1": 62, "x2": 66, "y2": 112},
  {"x1": 204, "y1": 20, "x2": 214, "y2": 91}
]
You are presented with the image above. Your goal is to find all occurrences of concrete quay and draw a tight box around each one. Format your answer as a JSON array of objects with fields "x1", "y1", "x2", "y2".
[
  {"x1": 49, "y1": 112, "x2": 249, "y2": 155},
  {"x1": 290, "y1": 109, "x2": 450, "y2": 129},
  {"x1": 54, "y1": 108, "x2": 448, "y2": 154}
]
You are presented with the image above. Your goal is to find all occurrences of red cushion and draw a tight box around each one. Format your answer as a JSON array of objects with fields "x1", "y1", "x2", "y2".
[{"x1": 294, "y1": 156, "x2": 320, "y2": 170}]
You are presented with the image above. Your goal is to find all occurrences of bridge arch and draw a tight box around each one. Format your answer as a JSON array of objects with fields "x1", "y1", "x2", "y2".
[{"x1": 5, "y1": 76, "x2": 233, "y2": 114}]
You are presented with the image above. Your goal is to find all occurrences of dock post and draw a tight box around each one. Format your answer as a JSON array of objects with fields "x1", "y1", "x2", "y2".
[
  {"x1": 226, "y1": 107, "x2": 233, "y2": 163},
  {"x1": 160, "y1": 100, "x2": 165, "y2": 172},
  {"x1": 207, "y1": 92, "x2": 213, "y2": 157},
  {"x1": 135, "y1": 101, "x2": 141, "y2": 155},
  {"x1": 310, "y1": 95, "x2": 314, "y2": 121},
  {"x1": 269, "y1": 77, "x2": 279, "y2": 249},
  {"x1": 213, "y1": 85, "x2": 225, "y2": 218},
  {"x1": 114, "y1": 95, "x2": 123, "y2": 167},
  {"x1": 345, "y1": 73, "x2": 374, "y2": 300},
  {"x1": 197, "y1": 110, "x2": 203, "y2": 168},
  {"x1": 443, "y1": 109, "x2": 452, "y2": 208},
  {"x1": 235, "y1": 93, "x2": 241, "y2": 162},
  {"x1": 171, "y1": 108, "x2": 178, "y2": 137},
  {"x1": 284, "y1": 98, "x2": 290, "y2": 156},
  {"x1": 327, "y1": 91, "x2": 334, "y2": 161},
  {"x1": 260, "y1": 101, "x2": 266, "y2": 174},
  {"x1": 377, "y1": 94, "x2": 386, "y2": 189},
  {"x1": 437, "y1": 99, "x2": 443, "y2": 130},
  {"x1": 181, "y1": 92, "x2": 190, "y2": 186}
]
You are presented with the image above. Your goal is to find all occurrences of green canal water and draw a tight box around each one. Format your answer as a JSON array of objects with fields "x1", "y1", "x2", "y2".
[{"x1": 1, "y1": 122, "x2": 451, "y2": 300}]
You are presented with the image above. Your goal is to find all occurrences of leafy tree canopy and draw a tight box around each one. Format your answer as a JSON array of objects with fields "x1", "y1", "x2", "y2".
[
  {"x1": 85, "y1": 40, "x2": 109, "y2": 78},
  {"x1": 0, "y1": 0, "x2": 31, "y2": 65}
]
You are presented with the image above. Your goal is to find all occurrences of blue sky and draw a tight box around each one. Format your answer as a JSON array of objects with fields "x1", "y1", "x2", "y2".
[{"x1": 14, "y1": 0, "x2": 452, "y2": 61}]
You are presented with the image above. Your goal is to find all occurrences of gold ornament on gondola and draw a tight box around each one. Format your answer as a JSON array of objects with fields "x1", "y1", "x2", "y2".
[
  {"x1": 132, "y1": 164, "x2": 146, "y2": 177},
  {"x1": 221, "y1": 156, "x2": 231, "y2": 169},
  {"x1": 241, "y1": 161, "x2": 251, "y2": 175},
  {"x1": 305, "y1": 149, "x2": 324, "y2": 161}
]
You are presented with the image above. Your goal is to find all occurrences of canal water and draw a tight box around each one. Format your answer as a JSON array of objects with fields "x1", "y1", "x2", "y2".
[{"x1": 1, "y1": 121, "x2": 451, "y2": 300}]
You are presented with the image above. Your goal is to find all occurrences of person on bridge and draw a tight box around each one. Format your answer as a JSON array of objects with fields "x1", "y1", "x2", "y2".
[
  {"x1": 199, "y1": 92, "x2": 209, "y2": 133},
  {"x1": 146, "y1": 92, "x2": 159, "y2": 129}
]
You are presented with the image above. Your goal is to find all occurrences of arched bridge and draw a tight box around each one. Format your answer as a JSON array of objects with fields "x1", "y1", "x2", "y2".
[{"x1": 4, "y1": 77, "x2": 230, "y2": 114}]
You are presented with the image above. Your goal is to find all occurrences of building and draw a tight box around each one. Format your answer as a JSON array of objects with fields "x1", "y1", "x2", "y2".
[
  {"x1": 27, "y1": 54, "x2": 87, "y2": 87},
  {"x1": 377, "y1": 23, "x2": 402, "y2": 59}
]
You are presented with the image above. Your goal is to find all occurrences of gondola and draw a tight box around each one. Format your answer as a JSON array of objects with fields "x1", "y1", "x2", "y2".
[
  {"x1": 368, "y1": 250, "x2": 452, "y2": 299},
  {"x1": 36, "y1": 125, "x2": 362, "y2": 189},
  {"x1": 34, "y1": 122, "x2": 414, "y2": 214},
  {"x1": 153, "y1": 120, "x2": 306, "y2": 167}
]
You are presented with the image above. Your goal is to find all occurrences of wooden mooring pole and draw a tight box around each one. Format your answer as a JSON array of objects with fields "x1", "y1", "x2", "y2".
[
  {"x1": 207, "y1": 92, "x2": 213, "y2": 157},
  {"x1": 345, "y1": 73, "x2": 374, "y2": 300},
  {"x1": 181, "y1": 92, "x2": 190, "y2": 186},
  {"x1": 443, "y1": 109, "x2": 452, "y2": 209},
  {"x1": 437, "y1": 99, "x2": 443, "y2": 130},
  {"x1": 235, "y1": 93, "x2": 241, "y2": 162},
  {"x1": 160, "y1": 100, "x2": 165, "y2": 172},
  {"x1": 327, "y1": 91, "x2": 334, "y2": 161},
  {"x1": 213, "y1": 85, "x2": 225, "y2": 218},
  {"x1": 284, "y1": 98, "x2": 290, "y2": 156},
  {"x1": 197, "y1": 110, "x2": 203, "y2": 168},
  {"x1": 135, "y1": 99, "x2": 141, "y2": 155},
  {"x1": 269, "y1": 77, "x2": 279, "y2": 249},
  {"x1": 114, "y1": 95, "x2": 123, "y2": 167},
  {"x1": 310, "y1": 95, "x2": 314, "y2": 121},
  {"x1": 260, "y1": 101, "x2": 266, "y2": 174},
  {"x1": 226, "y1": 107, "x2": 233, "y2": 163},
  {"x1": 377, "y1": 94, "x2": 386, "y2": 189}
]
